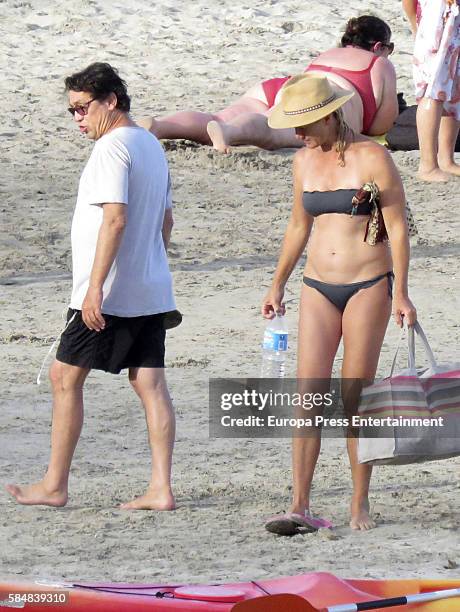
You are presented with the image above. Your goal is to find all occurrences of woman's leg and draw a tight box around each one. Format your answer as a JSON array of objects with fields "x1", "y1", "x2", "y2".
[
  {"x1": 137, "y1": 84, "x2": 270, "y2": 145},
  {"x1": 138, "y1": 111, "x2": 217, "y2": 144},
  {"x1": 416, "y1": 97, "x2": 450, "y2": 181},
  {"x1": 341, "y1": 276, "x2": 391, "y2": 530},
  {"x1": 292, "y1": 285, "x2": 342, "y2": 515},
  {"x1": 207, "y1": 114, "x2": 301, "y2": 152},
  {"x1": 209, "y1": 82, "x2": 301, "y2": 152},
  {"x1": 437, "y1": 110, "x2": 460, "y2": 176}
]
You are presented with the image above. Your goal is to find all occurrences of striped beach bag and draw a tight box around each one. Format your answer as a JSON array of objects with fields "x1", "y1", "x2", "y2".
[{"x1": 358, "y1": 321, "x2": 460, "y2": 465}]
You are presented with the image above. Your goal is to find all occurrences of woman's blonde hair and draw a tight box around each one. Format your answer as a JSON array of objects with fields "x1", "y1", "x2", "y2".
[{"x1": 334, "y1": 108, "x2": 352, "y2": 166}]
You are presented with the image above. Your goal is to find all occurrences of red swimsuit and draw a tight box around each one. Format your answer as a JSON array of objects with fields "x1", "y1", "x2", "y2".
[
  {"x1": 261, "y1": 55, "x2": 379, "y2": 135},
  {"x1": 305, "y1": 56, "x2": 379, "y2": 134},
  {"x1": 261, "y1": 76, "x2": 291, "y2": 108}
]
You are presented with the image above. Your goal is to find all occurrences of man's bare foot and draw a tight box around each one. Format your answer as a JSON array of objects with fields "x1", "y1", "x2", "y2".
[
  {"x1": 120, "y1": 486, "x2": 176, "y2": 511},
  {"x1": 350, "y1": 497, "x2": 376, "y2": 531},
  {"x1": 438, "y1": 162, "x2": 460, "y2": 177},
  {"x1": 207, "y1": 120, "x2": 231, "y2": 153},
  {"x1": 417, "y1": 167, "x2": 450, "y2": 182},
  {"x1": 5, "y1": 482, "x2": 67, "y2": 507}
]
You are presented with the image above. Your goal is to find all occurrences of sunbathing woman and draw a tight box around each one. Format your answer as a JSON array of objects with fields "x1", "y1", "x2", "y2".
[
  {"x1": 261, "y1": 75, "x2": 416, "y2": 534},
  {"x1": 139, "y1": 16, "x2": 398, "y2": 152}
]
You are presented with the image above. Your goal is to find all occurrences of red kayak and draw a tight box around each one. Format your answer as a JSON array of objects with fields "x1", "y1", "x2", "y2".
[{"x1": 1, "y1": 572, "x2": 459, "y2": 610}]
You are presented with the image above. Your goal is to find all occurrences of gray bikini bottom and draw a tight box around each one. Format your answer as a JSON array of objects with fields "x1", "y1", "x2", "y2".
[{"x1": 302, "y1": 271, "x2": 394, "y2": 313}]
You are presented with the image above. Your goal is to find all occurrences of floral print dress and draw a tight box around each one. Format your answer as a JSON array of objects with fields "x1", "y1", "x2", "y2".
[{"x1": 413, "y1": 0, "x2": 460, "y2": 119}]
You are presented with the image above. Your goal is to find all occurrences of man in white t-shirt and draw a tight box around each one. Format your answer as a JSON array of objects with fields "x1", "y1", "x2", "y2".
[{"x1": 6, "y1": 62, "x2": 180, "y2": 510}]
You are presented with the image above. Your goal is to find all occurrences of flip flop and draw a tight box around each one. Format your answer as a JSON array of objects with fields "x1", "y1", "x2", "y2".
[
  {"x1": 265, "y1": 511, "x2": 333, "y2": 536},
  {"x1": 289, "y1": 512, "x2": 333, "y2": 530},
  {"x1": 264, "y1": 514, "x2": 299, "y2": 536}
]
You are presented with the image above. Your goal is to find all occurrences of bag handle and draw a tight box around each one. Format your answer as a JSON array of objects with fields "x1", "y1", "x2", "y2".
[
  {"x1": 389, "y1": 326, "x2": 408, "y2": 377},
  {"x1": 389, "y1": 320, "x2": 437, "y2": 377},
  {"x1": 409, "y1": 321, "x2": 437, "y2": 368}
]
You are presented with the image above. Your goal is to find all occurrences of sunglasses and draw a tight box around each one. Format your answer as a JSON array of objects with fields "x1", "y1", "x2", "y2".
[
  {"x1": 381, "y1": 41, "x2": 395, "y2": 54},
  {"x1": 67, "y1": 98, "x2": 96, "y2": 117}
]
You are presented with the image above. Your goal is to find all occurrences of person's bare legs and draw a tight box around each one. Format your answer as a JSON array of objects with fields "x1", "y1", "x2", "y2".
[
  {"x1": 341, "y1": 276, "x2": 391, "y2": 530},
  {"x1": 416, "y1": 97, "x2": 450, "y2": 182},
  {"x1": 5, "y1": 360, "x2": 90, "y2": 506},
  {"x1": 437, "y1": 112, "x2": 460, "y2": 176},
  {"x1": 291, "y1": 285, "x2": 342, "y2": 515},
  {"x1": 121, "y1": 367, "x2": 176, "y2": 510},
  {"x1": 138, "y1": 85, "x2": 302, "y2": 152},
  {"x1": 137, "y1": 92, "x2": 269, "y2": 145},
  {"x1": 207, "y1": 113, "x2": 301, "y2": 153},
  {"x1": 138, "y1": 111, "x2": 216, "y2": 144}
]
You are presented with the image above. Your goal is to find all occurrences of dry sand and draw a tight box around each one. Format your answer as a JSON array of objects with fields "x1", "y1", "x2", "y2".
[{"x1": 1, "y1": 0, "x2": 459, "y2": 587}]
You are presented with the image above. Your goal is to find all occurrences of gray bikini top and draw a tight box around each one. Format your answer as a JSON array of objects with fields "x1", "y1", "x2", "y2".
[{"x1": 302, "y1": 188, "x2": 373, "y2": 217}]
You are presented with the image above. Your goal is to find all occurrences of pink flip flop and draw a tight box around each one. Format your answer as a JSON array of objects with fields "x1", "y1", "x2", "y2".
[
  {"x1": 289, "y1": 512, "x2": 333, "y2": 530},
  {"x1": 265, "y1": 511, "x2": 333, "y2": 536}
]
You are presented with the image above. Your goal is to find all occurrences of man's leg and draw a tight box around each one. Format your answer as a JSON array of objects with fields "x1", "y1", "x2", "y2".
[
  {"x1": 121, "y1": 367, "x2": 175, "y2": 510},
  {"x1": 5, "y1": 359, "x2": 90, "y2": 506}
]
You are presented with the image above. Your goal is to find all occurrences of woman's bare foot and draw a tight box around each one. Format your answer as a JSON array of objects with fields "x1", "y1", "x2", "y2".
[
  {"x1": 350, "y1": 497, "x2": 375, "y2": 531},
  {"x1": 438, "y1": 162, "x2": 460, "y2": 177},
  {"x1": 290, "y1": 504, "x2": 309, "y2": 515},
  {"x1": 207, "y1": 120, "x2": 231, "y2": 153},
  {"x1": 417, "y1": 167, "x2": 450, "y2": 182},
  {"x1": 120, "y1": 485, "x2": 176, "y2": 511},
  {"x1": 5, "y1": 482, "x2": 67, "y2": 507},
  {"x1": 137, "y1": 117, "x2": 159, "y2": 136}
]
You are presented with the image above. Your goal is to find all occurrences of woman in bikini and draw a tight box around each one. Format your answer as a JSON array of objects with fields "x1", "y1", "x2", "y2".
[
  {"x1": 261, "y1": 75, "x2": 416, "y2": 535},
  {"x1": 139, "y1": 16, "x2": 398, "y2": 152}
]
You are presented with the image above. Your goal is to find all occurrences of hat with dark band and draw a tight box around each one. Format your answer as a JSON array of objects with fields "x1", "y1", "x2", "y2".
[{"x1": 268, "y1": 74, "x2": 354, "y2": 129}]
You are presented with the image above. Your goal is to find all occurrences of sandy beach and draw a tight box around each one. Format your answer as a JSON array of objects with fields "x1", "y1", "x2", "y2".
[{"x1": 1, "y1": 0, "x2": 459, "y2": 587}]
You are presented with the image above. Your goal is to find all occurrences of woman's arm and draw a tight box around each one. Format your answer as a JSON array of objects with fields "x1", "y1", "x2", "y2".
[
  {"x1": 371, "y1": 146, "x2": 417, "y2": 327},
  {"x1": 367, "y1": 59, "x2": 399, "y2": 136},
  {"x1": 262, "y1": 152, "x2": 314, "y2": 318},
  {"x1": 402, "y1": 0, "x2": 418, "y2": 35}
]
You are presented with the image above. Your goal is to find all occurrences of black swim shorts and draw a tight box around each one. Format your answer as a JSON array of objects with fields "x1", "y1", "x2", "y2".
[{"x1": 56, "y1": 309, "x2": 167, "y2": 374}]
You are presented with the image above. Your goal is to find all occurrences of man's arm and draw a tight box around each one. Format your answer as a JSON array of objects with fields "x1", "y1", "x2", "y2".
[
  {"x1": 162, "y1": 207, "x2": 174, "y2": 251},
  {"x1": 82, "y1": 202, "x2": 126, "y2": 331}
]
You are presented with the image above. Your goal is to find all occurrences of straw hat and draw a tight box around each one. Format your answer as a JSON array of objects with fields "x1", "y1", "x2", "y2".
[{"x1": 268, "y1": 74, "x2": 354, "y2": 129}]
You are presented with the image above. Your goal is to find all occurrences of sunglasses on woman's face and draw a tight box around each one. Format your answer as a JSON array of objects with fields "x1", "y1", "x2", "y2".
[
  {"x1": 381, "y1": 42, "x2": 394, "y2": 54},
  {"x1": 67, "y1": 98, "x2": 96, "y2": 117}
]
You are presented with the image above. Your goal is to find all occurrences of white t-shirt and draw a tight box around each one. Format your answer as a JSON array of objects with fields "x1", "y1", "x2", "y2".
[{"x1": 70, "y1": 126, "x2": 176, "y2": 317}]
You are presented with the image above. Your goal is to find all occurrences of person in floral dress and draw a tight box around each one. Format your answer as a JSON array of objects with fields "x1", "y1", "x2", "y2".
[{"x1": 412, "y1": 0, "x2": 460, "y2": 181}]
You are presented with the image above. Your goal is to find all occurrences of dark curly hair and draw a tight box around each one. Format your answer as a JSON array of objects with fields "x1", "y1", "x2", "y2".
[
  {"x1": 340, "y1": 16, "x2": 392, "y2": 51},
  {"x1": 64, "y1": 62, "x2": 131, "y2": 112}
]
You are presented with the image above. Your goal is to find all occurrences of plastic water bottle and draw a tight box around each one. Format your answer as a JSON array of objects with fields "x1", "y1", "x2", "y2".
[{"x1": 261, "y1": 314, "x2": 288, "y2": 378}]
